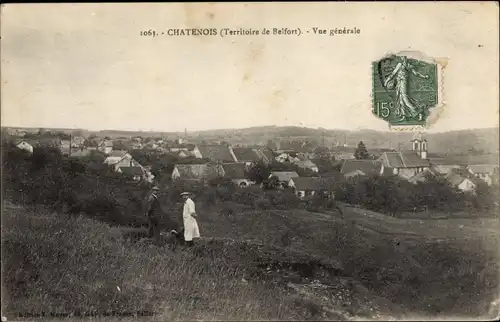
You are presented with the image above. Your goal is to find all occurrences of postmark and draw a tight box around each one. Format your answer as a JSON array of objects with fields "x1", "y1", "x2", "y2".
[{"x1": 372, "y1": 51, "x2": 445, "y2": 131}]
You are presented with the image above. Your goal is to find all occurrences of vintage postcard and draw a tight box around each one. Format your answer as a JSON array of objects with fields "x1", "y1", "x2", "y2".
[{"x1": 1, "y1": 2, "x2": 499, "y2": 321}]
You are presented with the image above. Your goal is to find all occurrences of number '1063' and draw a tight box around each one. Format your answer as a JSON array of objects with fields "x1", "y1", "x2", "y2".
[{"x1": 140, "y1": 30, "x2": 157, "y2": 37}]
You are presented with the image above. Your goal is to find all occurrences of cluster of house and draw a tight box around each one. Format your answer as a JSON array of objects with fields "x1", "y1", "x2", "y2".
[
  {"x1": 168, "y1": 135, "x2": 499, "y2": 197},
  {"x1": 338, "y1": 136, "x2": 499, "y2": 193},
  {"x1": 11, "y1": 133, "x2": 499, "y2": 198}
]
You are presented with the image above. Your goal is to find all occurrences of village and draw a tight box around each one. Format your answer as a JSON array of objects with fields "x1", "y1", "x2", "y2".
[
  {"x1": 3, "y1": 2, "x2": 500, "y2": 320},
  {"x1": 4, "y1": 126, "x2": 499, "y2": 200}
]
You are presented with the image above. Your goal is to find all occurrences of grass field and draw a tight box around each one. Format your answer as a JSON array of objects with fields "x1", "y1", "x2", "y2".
[
  {"x1": 2, "y1": 200, "x2": 499, "y2": 321},
  {"x1": 330, "y1": 204, "x2": 500, "y2": 242}
]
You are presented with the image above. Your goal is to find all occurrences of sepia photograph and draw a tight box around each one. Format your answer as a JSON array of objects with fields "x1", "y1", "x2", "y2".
[{"x1": 1, "y1": 2, "x2": 499, "y2": 321}]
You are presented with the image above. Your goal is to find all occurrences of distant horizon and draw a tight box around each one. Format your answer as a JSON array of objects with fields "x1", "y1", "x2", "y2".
[{"x1": 2, "y1": 123, "x2": 499, "y2": 135}]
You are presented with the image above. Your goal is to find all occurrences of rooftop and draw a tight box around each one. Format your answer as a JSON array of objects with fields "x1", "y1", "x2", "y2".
[
  {"x1": 269, "y1": 171, "x2": 299, "y2": 182},
  {"x1": 222, "y1": 163, "x2": 247, "y2": 179},
  {"x1": 340, "y1": 159, "x2": 383, "y2": 176},
  {"x1": 108, "y1": 150, "x2": 129, "y2": 158},
  {"x1": 119, "y1": 166, "x2": 144, "y2": 176},
  {"x1": 290, "y1": 177, "x2": 322, "y2": 190},
  {"x1": 380, "y1": 151, "x2": 430, "y2": 168},
  {"x1": 174, "y1": 163, "x2": 222, "y2": 180},
  {"x1": 198, "y1": 145, "x2": 237, "y2": 163},
  {"x1": 232, "y1": 147, "x2": 261, "y2": 162}
]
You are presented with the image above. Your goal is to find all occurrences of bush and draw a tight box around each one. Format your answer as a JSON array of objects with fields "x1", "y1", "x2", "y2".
[
  {"x1": 303, "y1": 194, "x2": 324, "y2": 212},
  {"x1": 233, "y1": 190, "x2": 261, "y2": 206},
  {"x1": 255, "y1": 197, "x2": 273, "y2": 210}
]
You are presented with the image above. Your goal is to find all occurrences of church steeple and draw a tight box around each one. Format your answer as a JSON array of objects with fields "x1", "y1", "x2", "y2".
[{"x1": 411, "y1": 133, "x2": 427, "y2": 160}]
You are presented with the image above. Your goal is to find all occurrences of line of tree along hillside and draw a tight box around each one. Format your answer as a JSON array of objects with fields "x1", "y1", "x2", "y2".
[{"x1": 335, "y1": 174, "x2": 498, "y2": 217}]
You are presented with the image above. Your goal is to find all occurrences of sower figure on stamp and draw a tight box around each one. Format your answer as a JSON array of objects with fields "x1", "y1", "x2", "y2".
[
  {"x1": 181, "y1": 192, "x2": 200, "y2": 247},
  {"x1": 144, "y1": 186, "x2": 162, "y2": 245},
  {"x1": 383, "y1": 55, "x2": 429, "y2": 120}
]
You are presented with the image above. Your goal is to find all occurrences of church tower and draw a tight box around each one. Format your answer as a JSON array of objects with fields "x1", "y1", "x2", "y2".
[{"x1": 411, "y1": 133, "x2": 428, "y2": 159}]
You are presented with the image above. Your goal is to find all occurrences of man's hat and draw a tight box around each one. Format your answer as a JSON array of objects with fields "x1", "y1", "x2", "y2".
[
  {"x1": 180, "y1": 191, "x2": 191, "y2": 196},
  {"x1": 152, "y1": 186, "x2": 160, "y2": 191}
]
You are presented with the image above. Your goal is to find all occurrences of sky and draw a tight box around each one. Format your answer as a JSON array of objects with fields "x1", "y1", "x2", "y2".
[{"x1": 1, "y1": 2, "x2": 499, "y2": 133}]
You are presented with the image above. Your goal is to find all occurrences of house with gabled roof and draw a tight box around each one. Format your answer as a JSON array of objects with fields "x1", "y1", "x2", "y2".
[
  {"x1": 288, "y1": 175, "x2": 339, "y2": 199},
  {"x1": 232, "y1": 147, "x2": 262, "y2": 166},
  {"x1": 431, "y1": 164, "x2": 462, "y2": 175},
  {"x1": 221, "y1": 162, "x2": 254, "y2": 187},
  {"x1": 171, "y1": 163, "x2": 225, "y2": 186},
  {"x1": 407, "y1": 168, "x2": 438, "y2": 184},
  {"x1": 467, "y1": 164, "x2": 499, "y2": 186},
  {"x1": 377, "y1": 137, "x2": 430, "y2": 180},
  {"x1": 330, "y1": 146, "x2": 357, "y2": 160},
  {"x1": 104, "y1": 150, "x2": 143, "y2": 171},
  {"x1": 254, "y1": 147, "x2": 275, "y2": 165},
  {"x1": 171, "y1": 144, "x2": 202, "y2": 159},
  {"x1": 268, "y1": 171, "x2": 299, "y2": 188},
  {"x1": 117, "y1": 166, "x2": 145, "y2": 182},
  {"x1": 294, "y1": 159, "x2": 319, "y2": 173},
  {"x1": 340, "y1": 159, "x2": 384, "y2": 178},
  {"x1": 444, "y1": 168, "x2": 478, "y2": 193},
  {"x1": 197, "y1": 145, "x2": 237, "y2": 163},
  {"x1": 368, "y1": 148, "x2": 397, "y2": 159},
  {"x1": 288, "y1": 177, "x2": 322, "y2": 199}
]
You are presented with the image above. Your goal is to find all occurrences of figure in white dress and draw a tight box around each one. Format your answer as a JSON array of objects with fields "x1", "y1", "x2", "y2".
[
  {"x1": 181, "y1": 192, "x2": 200, "y2": 247},
  {"x1": 383, "y1": 56, "x2": 429, "y2": 120}
]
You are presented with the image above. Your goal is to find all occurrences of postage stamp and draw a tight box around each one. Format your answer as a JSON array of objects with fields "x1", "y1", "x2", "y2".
[{"x1": 372, "y1": 51, "x2": 445, "y2": 131}]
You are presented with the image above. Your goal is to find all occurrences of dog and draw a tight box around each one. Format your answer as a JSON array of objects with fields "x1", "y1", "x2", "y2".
[{"x1": 167, "y1": 228, "x2": 186, "y2": 250}]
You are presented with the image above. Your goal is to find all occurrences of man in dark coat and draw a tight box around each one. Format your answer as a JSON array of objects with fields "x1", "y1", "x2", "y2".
[{"x1": 145, "y1": 186, "x2": 162, "y2": 244}]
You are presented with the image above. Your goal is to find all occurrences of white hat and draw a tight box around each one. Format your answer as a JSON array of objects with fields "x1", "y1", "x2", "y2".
[{"x1": 180, "y1": 192, "x2": 191, "y2": 196}]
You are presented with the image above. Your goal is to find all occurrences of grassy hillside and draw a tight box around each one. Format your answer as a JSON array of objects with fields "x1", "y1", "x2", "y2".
[
  {"x1": 2, "y1": 201, "x2": 499, "y2": 320},
  {"x1": 1, "y1": 205, "x2": 390, "y2": 320}
]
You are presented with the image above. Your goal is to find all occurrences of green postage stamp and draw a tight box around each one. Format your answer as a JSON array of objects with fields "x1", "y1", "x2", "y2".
[{"x1": 372, "y1": 51, "x2": 445, "y2": 131}]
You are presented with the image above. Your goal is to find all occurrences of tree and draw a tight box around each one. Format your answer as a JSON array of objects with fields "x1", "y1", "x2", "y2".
[
  {"x1": 354, "y1": 141, "x2": 369, "y2": 160},
  {"x1": 262, "y1": 175, "x2": 280, "y2": 190},
  {"x1": 246, "y1": 161, "x2": 271, "y2": 184},
  {"x1": 113, "y1": 141, "x2": 130, "y2": 151},
  {"x1": 312, "y1": 156, "x2": 338, "y2": 174}
]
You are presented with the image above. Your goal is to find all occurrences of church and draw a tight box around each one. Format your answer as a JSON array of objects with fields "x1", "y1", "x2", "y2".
[{"x1": 377, "y1": 135, "x2": 431, "y2": 180}]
